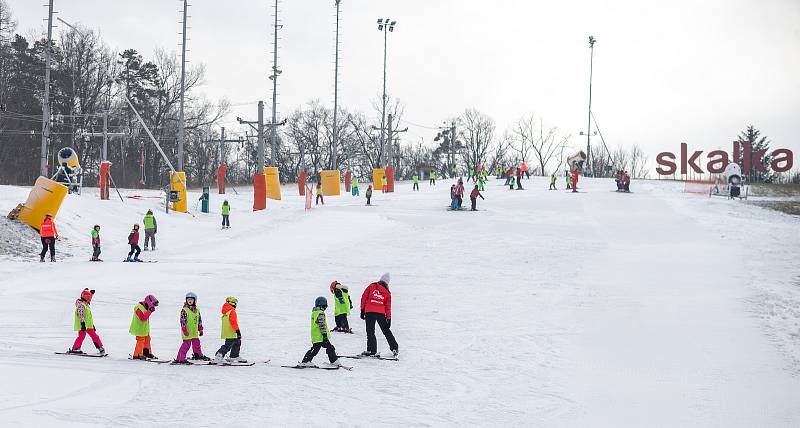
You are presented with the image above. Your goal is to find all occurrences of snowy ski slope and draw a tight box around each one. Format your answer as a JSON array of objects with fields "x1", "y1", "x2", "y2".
[{"x1": 0, "y1": 177, "x2": 798, "y2": 427}]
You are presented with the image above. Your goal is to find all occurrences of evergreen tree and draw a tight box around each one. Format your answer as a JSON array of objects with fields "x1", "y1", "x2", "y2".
[{"x1": 737, "y1": 125, "x2": 772, "y2": 183}]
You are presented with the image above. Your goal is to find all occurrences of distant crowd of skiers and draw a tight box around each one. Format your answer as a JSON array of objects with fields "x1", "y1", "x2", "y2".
[{"x1": 66, "y1": 272, "x2": 399, "y2": 367}]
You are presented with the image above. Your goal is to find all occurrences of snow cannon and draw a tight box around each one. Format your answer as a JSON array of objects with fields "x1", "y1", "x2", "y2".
[
  {"x1": 724, "y1": 163, "x2": 743, "y2": 186},
  {"x1": 710, "y1": 163, "x2": 748, "y2": 200},
  {"x1": 170, "y1": 171, "x2": 188, "y2": 213},
  {"x1": 320, "y1": 170, "x2": 341, "y2": 196},
  {"x1": 8, "y1": 176, "x2": 69, "y2": 230},
  {"x1": 565, "y1": 151, "x2": 587, "y2": 173},
  {"x1": 51, "y1": 147, "x2": 83, "y2": 194}
]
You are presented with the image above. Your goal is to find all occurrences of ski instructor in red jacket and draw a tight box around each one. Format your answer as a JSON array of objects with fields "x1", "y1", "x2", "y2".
[{"x1": 360, "y1": 272, "x2": 399, "y2": 358}]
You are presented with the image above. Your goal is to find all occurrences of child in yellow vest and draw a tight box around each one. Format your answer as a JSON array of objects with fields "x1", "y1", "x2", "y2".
[
  {"x1": 299, "y1": 296, "x2": 342, "y2": 367},
  {"x1": 173, "y1": 292, "x2": 209, "y2": 364},
  {"x1": 129, "y1": 294, "x2": 159, "y2": 359},
  {"x1": 214, "y1": 297, "x2": 246, "y2": 364},
  {"x1": 68, "y1": 288, "x2": 105, "y2": 355}
]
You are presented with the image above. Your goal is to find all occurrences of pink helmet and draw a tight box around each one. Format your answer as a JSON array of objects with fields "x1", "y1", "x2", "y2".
[{"x1": 143, "y1": 295, "x2": 159, "y2": 308}]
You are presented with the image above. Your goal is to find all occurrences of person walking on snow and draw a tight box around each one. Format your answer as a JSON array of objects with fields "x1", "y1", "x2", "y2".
[
  {"x1": 68, "y1": 288, "x2": 105, "y2": 355},
  {"x1": 521, "y1": 162, "x2": 530, "y2": 179},
  {"x1": 173, "y1": 292, "x2": 210, "y2": 364},
  {"x1": 129, "y1": 294, "x2": 159, "y2": 359},
  {"x1": 360, "y1": 273, "x2": 399, "y2": 358},
  {"x1": 470, "y1": 185, "x2": 485, "y2": 211},
  {"x1": 352, "y1": 177, "x2": 360, "y2": 196},
  {"x1": 429, "y1": 171, "x2": 436, "y2": 186},
  {"x1": 515, "y1": 168, "x2": 523, "y2": 190},
  {"x1": 143, "y1": 210, "x2": 157, "y2": 250},
  {"x1": 549, "y1": 173, "x2": 557, "y2": 190},
  {"x1": 412, "y1": 174, "x2": 420, "y2": 191},
  {"x1": 330, "y1": 281, "x2": 353, "y2": 333},
  {"x1": 299, "y1": 296, "x2": 342, "y2": 367},
  {"x1": 90, "y1": 225, "x2": 102, "y2": 261},
  {"x1": 221, "y1": 200, "x2": 231, "y2": 229},
  {"x1": 214, "y1": 297, "x2": 246, "y2": 364},
  {"x1": 381, "y1": 175, "x2": 388, "y2": 193},
  {"x1": 39, "y1": 213, "x2": 58, "y2": 262},
  {"x1": 455, "y1": 180, "x2": 465, "y2": 209},
  {"x1": 366, "y1": 185, "x2": 373, "y2": 205},
  {"x1": 126, "y1": 224, "x2": 142, "y2": 262},
  {"x1": 316, "y1": 182, "x2": 324, "y2": 205}
]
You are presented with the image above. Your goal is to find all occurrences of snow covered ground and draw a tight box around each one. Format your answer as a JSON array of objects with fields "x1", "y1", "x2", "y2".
[{"x1": 0, "y1": 177, "x2": 798, "y2": 427}]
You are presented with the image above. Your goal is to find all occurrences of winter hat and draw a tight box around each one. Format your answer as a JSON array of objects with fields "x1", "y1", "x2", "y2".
[
  {"x1": 144, "y1": 294, "x2": 159, "y2": 308},
  {"x1": 81, "y1": 288, "x2": 95, "y2": 302},
  {"x1": 379, "y1": 272, "x2": 391, "y2": 285}
]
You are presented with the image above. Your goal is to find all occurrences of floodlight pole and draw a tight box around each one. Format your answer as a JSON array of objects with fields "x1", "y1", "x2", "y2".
[
  {"x1": 332, "y1": 0, "x2": 341, "y2": 169},
  {"x1": 585, "y1": 36, "x2": 596, "y2": 176},
  {"x1": 178, "y1": 0, "x2": 189, "y2": 171},
  {"x1": 377, "y1": 17, "x2": 395, "y2": 166}
]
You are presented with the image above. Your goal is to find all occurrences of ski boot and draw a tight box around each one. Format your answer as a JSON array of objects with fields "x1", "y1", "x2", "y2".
[
  {"x1": 40, "y1": 256, "x2": 45, "y2": 263},
  {"x1": 297, "y1": 361, "x2": 315, "y2": 367},
  {"x1": 143, "y1": 349, "x2": 156, "y2": 359},
  {"x1": 132, "y1": 355, "x2": 147, "y2": 360},
  {"x1": 67, "y1": 348, "x2": 84, "y2": 355},
  {"x1": 50, "y1": 256, "x2": 56, "y2": 262},
  {"x1": 391, "y1": 349, "x2": 399, "y2": 359},
  {"x1": 191, "y1": 353, "x2": 211, "y2": 361},
  {"x1": 125, "y1": 256, "x2": 132, "y2": 262},
  {"x1": 133, "y1": 257, "x2": 143, "y2": 263},
  {"x1": 226, "y1": 356, "x2": 248, "y2": 363},
  {"x1": 143, "y1": 246, "x2": 149, "y2": 251},
  {"x1": 97, "y1": 347, "x2": 106, "y2": 356},
  {"x1": 214, "y1": 353, "x2": 230, "y2": 365},
  {"x1": 359, "y1": 350, "x2": 377, "y2": 357},
  {"x1": 171, "y1": 359, "x2": 191, "y2": 365}
]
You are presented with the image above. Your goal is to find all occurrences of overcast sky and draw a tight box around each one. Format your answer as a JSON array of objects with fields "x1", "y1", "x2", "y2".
[{"x1": 10, "y1": 0, "x2": 800, "y2": 167}]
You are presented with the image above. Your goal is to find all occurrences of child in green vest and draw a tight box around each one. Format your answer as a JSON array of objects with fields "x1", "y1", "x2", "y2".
[
  {"x1": 130, "y1": 294, "x2": 159, "y2": 359},
  {"x1": 214, "y1": 297, "x2": 246, "y2": 364},
  {"x1": 221, "y1": 200, "x2": 231, "y2": 229},
  {"x1": 549, "y1": 173, "x2": 557, "y2": 190},
  {"x1": 316, "y1": 182, "x2": 324, "y2": 205},
  {"x1": 90, "y1": 225, "x2": 102, "y2": 261},
  {"x1": 430, "y1": 171, "x2": 436, "y2": 186},
  {"x1": 299, "y1": 297, "x2": 342, "y2": 367},
  {"x1": 68, "y1": 288, "x2": 105, "y2": 355},
  {"x1": 366, "y1": 185, "x2": 373, "y2": 205},
  {"x1": 173, "y1": 292, "x2": 209, "y2": 364},
  {"x1": 412, "y1": 175, "x2": 419, "y2": 191},
  {"x1": 352, "y1": 177, "x2": 360, "y2": 196},
  {"x1": 330, "y1": 281, "x2": 353, "y2": 333},
  {"x1": 567, "y1": 174, "x2": 573, "y2": 190}
]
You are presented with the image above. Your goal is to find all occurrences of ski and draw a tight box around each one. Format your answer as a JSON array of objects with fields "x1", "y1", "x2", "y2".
[
  {"x1": 170, "y1": 360, "x2": 211, "y2": 365},
  {"x1": 281, "y1": 364, "x2": 352, "y2": 371},
  {"x1": 55, "y1": 351, "x2": 108, "y2": 358},
  {"x1": 338, "y1": 355, "x2": 398, "y2": 361},
  {"x1": 128, "y1": 355, "x2": 170, "y2": 363},
  {"x1": 122, "y1": 260, "x2": 158, "y2": 263},
  {"x1": 208, "y1": 362, "x2": 255, "y2": 366}
]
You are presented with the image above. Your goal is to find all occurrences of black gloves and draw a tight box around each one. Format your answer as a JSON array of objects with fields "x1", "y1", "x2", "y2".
[
  {"x1": 360, "y1": 311, "x2": 365, "y2": 320},
  {"x1": 80, "y1": 322, "x2": 86, "y2": 331},
  {"x1": 236, "y1": 329, "x2": 242, "y2": 339}
]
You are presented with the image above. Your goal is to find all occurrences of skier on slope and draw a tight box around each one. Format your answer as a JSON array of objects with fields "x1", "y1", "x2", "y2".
[
  {"x1": 366, "y1": 185, "x2": 373, "y2": 205},
  {"x1": 470, "y1": 185, "x2": 485, "y2": 211},
  {"x1": 90, "y1": 225, "x2": 102, "y2": 261},
  {"x1": 68, "y1": 288, "x2": 105, "y2": 355},
  {"x1": 571, "y1": 167, "x2": 580, "y2": 193},
  {"x1": 39, "y1": 213, "x2": 58, "y2": 262},
  {"x1": 429, "y1": 171, "x2": 436, "y2": 186},
  {"x1": 221, "y1": 200, "x2": 231, "y2": 229},
  {"x1": 455, "y1": 179, "x2": 465, "y2": 209},
  {"x1": 352, "y1": 177, "x2": 360, "y2": 196},
  {"x1": 381, "y1": 175, "x2": 388, "y2": 193},
  {"x1": 126, "y1": 224, "x2": 142, "y2": 262},
  {"x1": 316, "y1": 182, "x2": 324, "y2": 205},
  {"x1": 129, "y1": 294, "x2": 159, "y2": 359},
  {"x1": 549, "y1": 173, "x2": 557, "y2": 190},
  {"x1": 330, "y1": 281, "x2": 353, "y2": 333},
  {"x1": 173, "y1": 292, "x2": 210, "y2": 364},
  {"x1": 143, "y1": 210, "x2": 157, "y2": 251},
  {"x1": 214, "y1": 297, "x2": 247, "y2": 364},
  {"x1": 412, "y1": 174, "x2": 420, "y2": 191},
  {"x1": 298, "y1": 296, "x2": 342, "y2": 368},
  {"x1": 360, "y1": 273, "x2": 399, "y2": 358}
]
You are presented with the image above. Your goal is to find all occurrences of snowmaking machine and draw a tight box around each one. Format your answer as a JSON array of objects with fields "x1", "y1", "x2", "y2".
[
  {"x1": 565, "y1": 150, "x2": 587, "y2": 173},
  {"x1": 710, "y1": 163, "x2": 748, "y2": 200},
  {"x1": 51, "y1": 147, "x2": 83, "y2": 194}
]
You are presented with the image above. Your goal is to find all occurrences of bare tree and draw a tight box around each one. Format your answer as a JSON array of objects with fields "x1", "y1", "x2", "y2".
[
  {"x1": 629, "y1": 144, "x2": 649, "y2": 178},
  {"x1": 458, "y1": 108, "x2": 494, "y2": 170}
]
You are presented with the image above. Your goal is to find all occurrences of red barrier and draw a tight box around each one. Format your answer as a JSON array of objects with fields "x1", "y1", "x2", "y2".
[
  {"x1": 344, "y1": 170, "x2": 352, "y2": 193},
  {"x1": 217, "y1": 164, "x2": 227, "y2": 194},
  {"x1": 298, "y1": 170, "x2": 308, "y2": 196},
  {"x1": 99, "y1": 161, "x2": 111, "y2": 200},
  {"x1": 253, "y1": 172, "x2": 267, "y2": 211},
  {"x1": 386, "y1": 165, "x2": 395, "y2": 193}
]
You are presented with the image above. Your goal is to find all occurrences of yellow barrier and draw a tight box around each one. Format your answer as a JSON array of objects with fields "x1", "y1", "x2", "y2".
[
  {"x1": 372, "y1": 168, "x2": 385, "y2": 192},
  {"x1": 264, "y1": 167, "x2": 282, "y2": 200},
  {"x1": 17, "y1": 176, "x2": 69, "y2": 230},
  {"x1": 170, "y1": 171, "x2": 187, "y2": 213},
  {"x1": 320, "y1": 170, "x2": 341, "y2": 196}
]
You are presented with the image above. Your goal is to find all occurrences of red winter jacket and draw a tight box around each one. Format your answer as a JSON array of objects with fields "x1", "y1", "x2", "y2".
[
  {"x1": 470, "y1": 188, "x2": 483, "y2": 199},
  {"x1": 40, "y1": 219, "x2": 58, "y2": 238},
  {"x1": 128, "y1": 230, "x2": 139, "y2": 245},
  {"x1": 361, "y1": 282, "x2": 392, "y2": 319}
]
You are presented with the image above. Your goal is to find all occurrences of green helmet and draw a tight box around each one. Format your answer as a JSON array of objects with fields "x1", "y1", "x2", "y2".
[{"x1": 226, "y1": 296, "x2": 238, "y2": 307}]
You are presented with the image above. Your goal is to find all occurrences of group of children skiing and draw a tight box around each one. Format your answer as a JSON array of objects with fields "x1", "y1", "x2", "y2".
[
  {"x1": 449, "y1": 178, "x2": 485, "y2": 211},
  {"x1": 64, "y1": 272, "x2": 398, "y2": 369}
]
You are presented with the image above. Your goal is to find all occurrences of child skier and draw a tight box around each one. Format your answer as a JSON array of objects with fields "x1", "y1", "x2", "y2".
[
  {"x1": 571, "y1": 167, "x2": 579, "y2": 193},
  {"x1": 470, "y1": 185, "x2": 485, "y2": 211},
  {"x1": 174, "y1": 292, "x2": 209, "y2": 364},
  {"x1": 366, "y1": 185, "x2": 373, "y2": 205},
  {"x1": 221, "y1": 200, "x2": 231, "y2": 229},
  {"x1": 299, "y1": 297, "x2": 342, "y2": 367},
  {"x1": 330, "y1": 281, "x2": 353, "y2": 333},
  {"x1": 68, "y1": 288, "x2": 105, "y2": 355},
  {"x1": 412, "y1": 174, "x2": 419, "y2": 191},
  {"x1": 381, "y1": 175, "x2": 388, "y2": 193},
  {"x1": 351, "y1": 177, "x2": 359, "y2": 196},
  {"x1": 429, "y1": 171, "x2": 436, "y2": 186},
  {"x1": 126, "y1": 224, "x2": 142, "y2": 262},
  {"x1": 566, "y1": 173, "x2": 573, "y2": 190},
  {"x1": 90, "y1": 225, "x2": 102, "y2": 261},
  {"x1": 129, "y1": 294, "x2": 159, "y2": 359},
  {"x1": 316, "y1": 182, "x2": 324, "y2": 205},
  {"x1": 214, "y1": 297, "x2": 246, "y2": 364},
  {"x1": 549, "y1": 173, "x2": 557, "y2": 190}
]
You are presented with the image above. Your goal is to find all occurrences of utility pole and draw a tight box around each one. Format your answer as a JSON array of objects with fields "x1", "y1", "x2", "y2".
[
  {"x1": 102, "y1": 111, "x2": 108, "y2": 161},
  {"x1": 268, "y1": 0, "x2": 282, "y2": 167},
  {"x1": 40, "y1": 0, "x2": 54, "y2": 176},
  {"x1": 178, "y1": 0, "x2": 189, "y2": 172},
  {"x1": 332, "y1": 0, "x2": 341, "y2": 169},
  {"x1": 258, "y1": 101, "x2": 265, "y2": 170},
  {"x1": 376, "y1": 18, "x2": 396, "y2": 166},
  {"x1": 385, "y1": 113, "x2": 407, "y2": 167},
  {"x1": 585, "y1": 36, "x2": 596, "y2": 177}
]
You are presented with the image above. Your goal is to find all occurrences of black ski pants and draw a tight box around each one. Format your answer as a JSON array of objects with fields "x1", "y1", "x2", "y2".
[
  {"x1": 302, "y1": 339, "x2": 336, "y2": 363},
  {"x1": 470, "y1": 197, "x2": 477, "y2": 211},
  {"x1": 365, "y1": 312, "x2": 398, "y2": 353},
  {"x1": 216, "y1": 338, "x2": 241, "y2": 358},
  {"x1": 222, "y1": 214, "x2": 230, "y2": 227},
  {"x1": 128, "y1": 244, "x2": 141, "y2": 258},
  {"x1": 335, "y1": 314, "x2": 350, "y2": 330},
  {"x1": 92, "y1": 245, "x2": 101, "y2": 259},
  {"x1": 40, "y1": 237, "x2": 55, "y2": 258}
]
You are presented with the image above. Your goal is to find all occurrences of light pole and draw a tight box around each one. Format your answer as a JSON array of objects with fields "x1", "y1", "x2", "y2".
[
  {"x1": 177, "y1": 0, "x2": 189, "y2": 172},
  {"x1": 268, "y1": 0, "x2": 282, "y2": 167},
  {"x1": 377, "y1": 17, "x2": 396, "y2": 166},
  {"x1": 585, "y1": 36, "x2": 596, "y2": 176},
  {"x1": 332, "y1": 0, "x2": 341, "y2": 170}
]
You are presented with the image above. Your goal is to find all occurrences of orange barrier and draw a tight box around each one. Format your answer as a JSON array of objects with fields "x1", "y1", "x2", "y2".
[
  {"x1": 265, "y1": 167, "x2": 281, "y2": 200},
  {"x1": 386, "y1": 166, "x2": 395, "y2": 193},
  {"x1": 372, "y1": 168, "x2": 385, "y2": 192},
  {"x1": 99, "y1": 161, "x2": 111, "y2": 200},
  {"x1": 170, "y1": 171, "x2": 187, "y2": 213},
  {"x1": 320, "y1": 170, "x2": 341, "y2": 196},
  {"x1": 253, "y1": 173, "x2": 267, "y2": 211},
  {"x1": 217, "y1": 164, "x2": 227, "y2": 194}
]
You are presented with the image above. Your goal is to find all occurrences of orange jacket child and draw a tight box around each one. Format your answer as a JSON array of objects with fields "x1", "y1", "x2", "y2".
[{"x1": 213, "y1": 297, "x2": 246, "y2": 364}]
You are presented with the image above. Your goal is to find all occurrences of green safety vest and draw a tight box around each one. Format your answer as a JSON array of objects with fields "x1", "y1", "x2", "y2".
[
  {"x1": 143, "y1": 214, "x2": 156, "y2": 229},
  {"x1": 412, "y1": 176, "x2": 419, "y2": 183},
  {"x1": 381, "y1": 177, "x2": 387, "y2": 185},
  {"x1": 310, "y1": 309, "x2": 330, "y2": 344},
  {"x1": 74, "y1": 301, "x2": 94, "y2": 331},
  {"x1": 221, "y1": 204, "x2": 230, "y2": 215},
  {"x1": 431, "y1": 172, "x2": 436, "y2": 179},
  {"x1": 551, "y1": 175, "x2": 557, "y2": 184},
  {"x1": 352, "y1": 179, "x2": 359, "y2": 188},
  {"x1": 334, "y1": 290, "x2": 351, "y2": 316},
  {"x1": 91, "y1": 229, "x2": 99, "y2": 240},
  {"x1": 129, "y1": 302, "x2": 150, "y2": 336},
  {"x1": 182, "y1": 306, "x2": 201, "y2": 340},
  {"x1": 221, "y1": 308, "x2": 237, "y2": 339},
  {"x1": 316, "y1": 186, "x2": 323, "y2": 196}
]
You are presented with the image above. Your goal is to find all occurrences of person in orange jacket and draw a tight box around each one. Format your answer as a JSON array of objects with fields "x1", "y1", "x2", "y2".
[
  {"x1": 214, "y1": 297, "x2": 246, "y2": 364},
  {"x1": 39, "y1": 213, "x2": 58, "y2": 262}
]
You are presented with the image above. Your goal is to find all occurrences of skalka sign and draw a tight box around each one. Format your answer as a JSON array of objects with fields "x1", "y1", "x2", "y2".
[{"x1": 656, "y1": 142, "x2": 794, "y2": 175}]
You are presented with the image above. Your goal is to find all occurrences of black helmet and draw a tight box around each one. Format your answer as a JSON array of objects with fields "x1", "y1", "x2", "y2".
[{"x1": 314, "y1": 296, "x2": 327, "y2": 309}]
